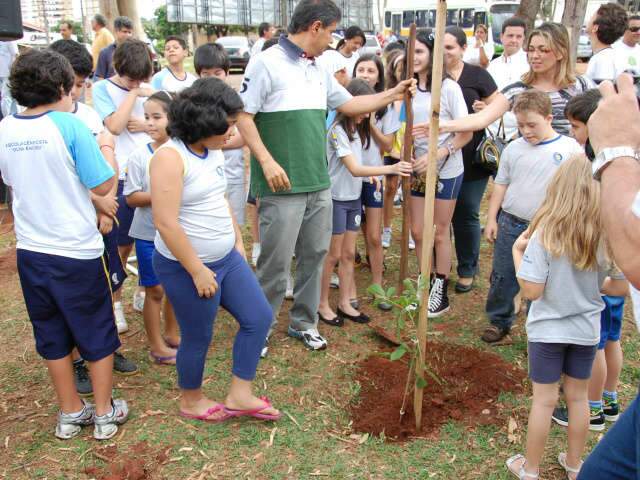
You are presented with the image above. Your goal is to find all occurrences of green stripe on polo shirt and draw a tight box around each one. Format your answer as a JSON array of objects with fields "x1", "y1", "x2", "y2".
[{"x1": 250, "y1": 109, "x2": 330, "y2": 197}]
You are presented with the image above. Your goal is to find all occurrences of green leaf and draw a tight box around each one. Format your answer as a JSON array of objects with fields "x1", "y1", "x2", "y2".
[
  {"x1": 390, "y1": 344, "x2": 407, "y2": 361},
  {"x1": 386, "y1": 287, "x2": 397, "y2": 298},
  {"x1": 415, "y1": 375, "x2": 428, "y2": 389},
  {"x1": 368, "y1": 283, "x2": 385, "y2": 298}
]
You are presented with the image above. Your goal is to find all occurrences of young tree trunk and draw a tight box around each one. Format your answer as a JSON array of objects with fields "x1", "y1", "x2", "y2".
[
  {"x1": 99, "y1": 0, "x2": 119, "y2": 31},
  {"x1": 561, "y1": 0, "x2": 589, "y2": 64},
  {"x1": 117, "y1": 0, "x2": 145, "y2": 39},
  {"x1": 516, "y1": 0, "x2": 543, "y2": 35}
]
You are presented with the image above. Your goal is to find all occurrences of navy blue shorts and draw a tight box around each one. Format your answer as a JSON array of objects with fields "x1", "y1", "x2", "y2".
[
  {"x1": 116, "y1": 180, "x2": 135, "y2": 246},
  {"x1": 332, "y1": 199, "x2": 362, "y2": 235},
  {"x1": 17, "y1": 249, "x2": 120, "y2": 361},
  {"x1": 135, "y1": 239, "x2": 159, "y2": 287},
  {"x1": 361, "y1": 181, "x2": 383, "y2": 209},
  {"x1": 598, "y1": 295, "x2": 625, "y2": 349},
  {"x1": 411, "y1": 172, "x2": 464, "y2": 200},
  {"x1": 103, "y1": 224, "x2": 126, "y2": 293},
  {"x1": 528, "y1": 341, "x2": 597, "y2": 384},
  {"x1": 383, "y1": 156, "x2": 399, "y2": 175}
]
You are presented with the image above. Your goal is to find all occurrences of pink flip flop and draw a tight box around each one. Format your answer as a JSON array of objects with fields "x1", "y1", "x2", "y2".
[
  {"x1": 179, "y1": 403, "x2": 231, "y2": 423},
  {"x1": 224, "y1": 396, "x2": 282, "y2": 421}
]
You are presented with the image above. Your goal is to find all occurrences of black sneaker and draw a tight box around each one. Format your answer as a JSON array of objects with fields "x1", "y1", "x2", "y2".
[
  {"x1": 552, "y1": 406, "x2": 605, "y2": 431},
  {"x1": 73, "y1": 361, "x2": 93, "y2": 397},
  {"x1": 113, "y1": 352, "x2": 138, "y2": 375},
  {"x1": 603, "y1": 401, "x2": 620, "y2": 422},
  {"x1": 427, "y1": 276, "x2": 450, "y2": 318}
]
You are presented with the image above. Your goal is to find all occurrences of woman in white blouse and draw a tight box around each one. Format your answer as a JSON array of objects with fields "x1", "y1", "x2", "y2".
[{"x1": 463, "y1": 24, "x2": 495, "y2": 68}]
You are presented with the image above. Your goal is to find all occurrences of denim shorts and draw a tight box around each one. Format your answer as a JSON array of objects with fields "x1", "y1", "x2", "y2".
[
  {"x1": 361, "y1": 181, "x2": 383, "y2": 209},
  {"x1": 332, "y1": 198, "x2": 362, "y2": 234},
  {"x1": 528, "y1": 341, "x2": 597, "y2": 384}
]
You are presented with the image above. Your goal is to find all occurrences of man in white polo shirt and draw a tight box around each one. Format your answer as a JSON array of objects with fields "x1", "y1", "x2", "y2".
[
  {"x1": 486, "y1": 16, "x2": 529, "y2": 139},
  {"x1": 238, "y1": 0, "x2": 414, "y2": 354},
  {"x1": 614, "y1": 15, "x2": 640, "y2": 76}
]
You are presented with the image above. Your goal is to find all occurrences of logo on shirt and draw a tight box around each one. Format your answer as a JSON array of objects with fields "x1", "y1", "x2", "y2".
[
  {"x1": 240, "y1": 78, "x2": 250, "y2": 93},
  {"x1": 216, "y1": 166, "x2": 225, "y2": 177},
  {"x1": 552, "y1": 152, "x2": 563, "y2": 165}
]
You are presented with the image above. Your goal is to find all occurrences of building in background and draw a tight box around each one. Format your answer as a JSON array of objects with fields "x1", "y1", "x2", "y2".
[{"x1": 20, "y1": 0, "x2": 74, "y2": 31}]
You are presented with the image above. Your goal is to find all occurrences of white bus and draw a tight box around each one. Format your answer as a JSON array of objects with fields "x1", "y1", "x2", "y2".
[{"x1": 383, "y1": 0, "x2": 520, "y2": 54}]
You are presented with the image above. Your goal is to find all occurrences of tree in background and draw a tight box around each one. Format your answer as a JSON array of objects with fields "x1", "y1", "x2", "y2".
[
  {"x1": 98, "y1": 0, "x2": 144, "y2": 39},
  {"x1": 143, "y1": 6, "x2": 189, "y2": 52}
]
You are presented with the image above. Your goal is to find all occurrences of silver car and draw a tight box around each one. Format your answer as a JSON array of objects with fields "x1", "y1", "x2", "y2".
[
  {"x1": 360, "y1": 33, "x2": 382, "y2": 57},
  {"x1": 577, "y1": 33, "x2": 592, "y2": 61}
]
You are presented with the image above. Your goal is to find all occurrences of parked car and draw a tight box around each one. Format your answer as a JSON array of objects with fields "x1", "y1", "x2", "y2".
[
  {"x1": 577, "y1": 33, "x2": 592, "y2": 61},
  {"x1": 145, "y1": 40, "x2": 161, "y2": 74},
  {"x1": 360, "y1": 33, "x2": 382, "y2": 57},
  {"x1": 216, "y1": 36, "x2": 252, "y2": 72}
]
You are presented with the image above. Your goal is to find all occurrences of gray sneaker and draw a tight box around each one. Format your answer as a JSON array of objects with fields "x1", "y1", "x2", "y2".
[
  {"x1": 94, "y1": 399, "x2": 129, "y2": 440},
  {"x1": 55, "y1": 400, "x2": 95, "y2": 439}
]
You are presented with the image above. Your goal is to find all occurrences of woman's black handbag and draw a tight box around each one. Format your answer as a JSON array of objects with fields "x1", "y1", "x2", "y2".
[{"x1": 474, "y1": 118, "x2": 510, "y2": 175}]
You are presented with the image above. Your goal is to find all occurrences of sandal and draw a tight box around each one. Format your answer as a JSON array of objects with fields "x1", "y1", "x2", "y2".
[
  {"x1": 179, "y1": 403, "x2": 231, "y2": 423},
  {"x1": 558, "y1": 452, "x2": 582, "y2": 480},
  {"x1": 149, "y1": 351, "x2": 177, "y2": 365},
  {"x1": 224, "y1": 396, "x2": 282, "y2": 421},
  {"x1": 506, "y1": 454, "x2": 539, "y2": 479},
  {"x1": 163, "y1": 337, "x2": 180, "y2": 349}
]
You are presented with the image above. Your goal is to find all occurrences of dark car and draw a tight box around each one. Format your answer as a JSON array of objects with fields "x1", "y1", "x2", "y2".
[{"x1": 216, "y1": 36, "x2": 252, "y2": 72}]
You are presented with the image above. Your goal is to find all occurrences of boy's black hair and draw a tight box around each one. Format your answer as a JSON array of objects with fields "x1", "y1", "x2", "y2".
[
  {"x1": 113, "y1": 39, "x2": 153, "y2": 80},
  {"x1": 502, "y1": 16, "x2": 527, "y2": 34},
  {"x1": 445, "y1": 26, "x2": 467, "y2": 47},
  {"x1": 594, "y1": 3, "x2": 628, "y2": 45},
  {"x1": 383, "y1": 41, "x2": 404, "y2": 54},
  {"x1": 114, "y1": 16, "x2": 134, "y2": 32},
  {"x1": 49, "y1": 39, "x2": 93, "y2": 78},
  {"x1": 258, "y1": 22, "x2": 271, "y2": 37},
  {"x1": 93, "y1": 14, "x2": 107, "y2": 27},
  {"x1": 564, "y1": 89, "x2": 602, "y2": 124},
  {"x1": 9, "y1": 49, "x2": 73, "y2": 108},
  {"x1": 288, "y1": 0, "x2": 342, "y2": 34},
  {"x1": 262, "y1": 37, "x2": 279, "y2": 51},
  {"x1": 165, "y1": 35, "x2": 187, "y2": 50},
  {"x1": 194, "y1": 43, "x2": 230, "y2": 75},
  {"x1": 335, "y1": 78, "x2": 373, "y2": 149},
  {"x1": 168, "y1": 77, "x2": 244, "y2": 144}
]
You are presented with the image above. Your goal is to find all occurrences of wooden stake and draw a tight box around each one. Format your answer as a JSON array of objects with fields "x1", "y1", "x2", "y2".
[
  {"x1": 398, "y1": 23, "x2": 417, "y2": 294},
  {"x1": 414, "y1": 0, "x2": 447, "y2": 431}
]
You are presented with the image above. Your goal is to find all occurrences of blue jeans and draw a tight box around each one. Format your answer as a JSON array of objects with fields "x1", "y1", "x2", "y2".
[
  {"x1": 153, "y1": 249, "x2": 272, "y2": 389},
  {"x1": 485, "y1": 211, "x2": 529, "y2": 331},
  {"x1": 452, "y1": 177, "x2": 489, "y2": 278},
  {"x1": 579, "y1": 392, "x2": 640, "y2": 479}
]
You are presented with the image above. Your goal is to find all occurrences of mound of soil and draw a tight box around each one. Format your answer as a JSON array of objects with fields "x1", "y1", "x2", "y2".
[{"x1": 350, "y1": 341, "x2": 526, "y2": 441}]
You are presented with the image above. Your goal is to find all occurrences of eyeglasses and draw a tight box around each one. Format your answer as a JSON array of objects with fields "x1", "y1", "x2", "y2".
[{"x1": 629, "y1": 26, "x2": 640, "y2": 33}]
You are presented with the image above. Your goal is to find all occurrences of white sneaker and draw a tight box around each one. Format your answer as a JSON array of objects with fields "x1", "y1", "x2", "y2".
[
  {"x1": 330, "y1": 272, "x2": 340, "y2": 289},
  {"x1": 132, "y1": 290, "x2": 145, "y2": 312},
  {"x1": 55, "y1": 400, "x2": 95, "y2": 439},
  {"x1": 94, "y1": 399, "x2": 129, "y2": 440},
  {"x1": 288, "y1": 326, "x2": 327, "y2": 350},
  {"x1": 382, "y1": 228, "x2": 392, "y2": 249},
  {"x1": 260, "y1": 337, "x2": 269, "y2": 358},
  {"x1": 114, "y1": 302, "x2": 128, "y2": 333},
  {"x1": 285, "y1": 272, "x2": 294, "y2": 300},
  {"x1": 409, "y1": 233, "x2": 416, "y2": 251},
  {"x1": 251, "y1": 243, "x2": 261, "y2": 266}
]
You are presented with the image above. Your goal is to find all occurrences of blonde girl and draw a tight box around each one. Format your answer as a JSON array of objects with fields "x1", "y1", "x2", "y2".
[{"x1": 508, "y1": 156, "x2": 628, "y2": 480}]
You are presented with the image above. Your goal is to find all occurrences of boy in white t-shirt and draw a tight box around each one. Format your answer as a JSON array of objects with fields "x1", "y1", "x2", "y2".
[
  {"x1": 0, "y1": 49, "x2": 129, "y2": 440},
  {"x1": 481, "y1": 90, "x2": 582, "y2": 344},
  {"x1": 613, "y1": 15, "x2": 640, "y2": 75},
  {"x1": 151, "y1": 36, "x2": 197, "y2": 92},
  {"x1": 585, "y1": 3, "x2": 628, "y2": 83},
  {"x1": 93, "y1": 39, "x2": 154, "y2": 332}
]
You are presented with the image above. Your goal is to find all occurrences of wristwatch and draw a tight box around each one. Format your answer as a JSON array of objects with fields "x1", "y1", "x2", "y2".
[{"x1": 592, "y1": 146, "x2": 640, "y2": 181}]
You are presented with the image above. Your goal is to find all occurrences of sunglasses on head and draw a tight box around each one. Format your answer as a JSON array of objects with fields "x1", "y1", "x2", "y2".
[{"x1": 629, "y1": 26, "x2": 640, "y2": 33}]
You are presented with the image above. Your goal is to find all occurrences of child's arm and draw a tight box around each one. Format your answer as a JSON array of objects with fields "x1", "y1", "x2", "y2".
[
  {"x1": 222, "y1": 128, "x2": 245, "y2": 150},
  {"x1": 412, "y1": 131, "x2": 472, "y2": 175},
  {"x1": 369, "y1": 116, "x2": 394, "y2": 153},
  {"x1": 103, "y1": 87, "x2": 154, "y2": 135},
  {"x1": 513, "y1": 230, "x2": 546, "y2": 301},
  {"x1": 601, "y1": 277, "x2": 629, "y2": 297},
  {"x1": 91, "y1": 134, "x2": 119, "y2": 213},
  {"x1": 340, "y1": 153, "x2": 412, "y2": 178},
  {"x1": 126, "y1": 191, "x2": 151, "y2": 208},
  {"x1": 485, "y1": 184, "x2": 507, "y2": 243}
]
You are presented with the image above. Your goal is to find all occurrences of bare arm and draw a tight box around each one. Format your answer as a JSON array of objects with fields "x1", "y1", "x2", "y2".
[
  {"x1": 104, "y1": 87, "x2": 153, "y2": 135},
  {"x1": 485, "y1": 183, "x2": 507, "y2": 243},
  {"x1": 601, "y1": 277, "x2": 629, "y2": 297},
  {"x1": 369, "y1": 116, "x2": 394, "y2": 153},
  {"x1": 150, "y1": 148, "x2": 218, "y2": 297},
  {"x1": 441, "y1": 93, "x2": 509, "y2": 133},
  {"x1": 512, "y1": 231, "x2": 545, "y2": 300},
  {"x1": 222, "y1": 129, "x2": 246, "y2": 150},
  {"x1": 478, "y1": 45, "x2": 490, "y2": 68},
  {"x1": 91, "y1": 136, "x2": 119, "y2": 204},
  {"x1": 337, "y1": 79, "x2": 415, "y2": 117},
  {"x1": 126, "y1": 191, "x2": 151, "y2": 208},
  {"x1": 412, "y1": 131, "x2": 472, "y2": 175},
  {"x1": 341, "y1": 153, "x2": 412, "y2": 178}
]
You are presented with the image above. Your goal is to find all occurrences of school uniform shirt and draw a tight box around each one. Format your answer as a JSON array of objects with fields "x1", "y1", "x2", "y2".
[
  {"x1": 327, "y1": 123, "x2": 364, "y2": 201},
  {"x1": 0, "y1": 111, "x2": 114, "y2": 259},
  {"x1": 412, "y1": 78, "x2": 468, "y2": 179},
  {"x1": 240, "y1": 35, "x2": 351, "y2": 198},
  {"x1": 487, "y1": 50, "x2": 529, "y2": 139},
  {"x1": 463, "y1": 37, "x2": 495, "y2": 67},
  {"x1": 151, "y1": 67, "x2": 197, "y2": 92},
  {"x1": 317, "y1": 49, "x2": 356, "y2": 77},
  {"x1": 500, "y1": 76, "x2": 594, "y2": 137},
  {"x1": 361, "y1": 107, "x2": 401, "y2": 180},
  {"x1": 613, "y1": 39, "x2": 640, "y2": 75},
  {"x1": 456, "y1": 63, "x2": 498, "y2": 181},
  {"x1": 223, "y1": 148, "x2": 245, "y2": 186},
  {"x1": 518, "y1": 231, "x2": 625, "y2": 346},
  {"x1": 494, "y1": 135, "x2": 582, "y2": 221},
  {"x1": 93, "y1": 78, "x2": 152, "y2": 179},
  {"x1": 72, "y1": 102, "x2": 104, "y2": 137},
  {"x1": 123, "y1": 143, "x2": 156, "y2": 242},
  {"x1": 153, "y1": 138, "x2": 236, "y2": 263},
  {"x1": 585, "y1": 47, "x2": 622, "y2": 83},
  {"x1": 250, "y1": 38, "x2": 266, "y2": 57}
]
